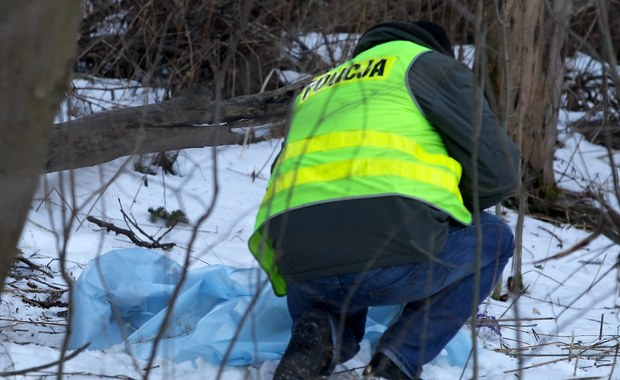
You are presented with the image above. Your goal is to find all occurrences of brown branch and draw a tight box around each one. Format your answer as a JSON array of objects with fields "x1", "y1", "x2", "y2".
[
  {"x1": 515, "y1": 188, "x2": 620, "y2": 263},
  {"x1": 15, "y1": 254, "x2": 54, "y2": 278},
  {"x1": 46, "y1": 80, "x2": 307, "y2": 173},
  {"x1": 86, "y1": 216, "x2": 175, "y2": 251},
  {"x1": 19, "y1": 292, "x2": 68, "y2": 309},
  {"x1": 534, "y1": 220, "x2": 604, "y2": 263}
]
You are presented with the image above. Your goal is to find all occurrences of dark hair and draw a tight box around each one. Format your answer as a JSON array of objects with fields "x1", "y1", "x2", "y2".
[{"x1": 412, "y1": 20, "x2": 453, "y2": 56}]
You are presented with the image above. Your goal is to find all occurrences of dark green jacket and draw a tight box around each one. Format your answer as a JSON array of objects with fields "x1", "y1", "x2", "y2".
[{"x1": 266, "y1": 22, "x2": 520, "y2": 283}]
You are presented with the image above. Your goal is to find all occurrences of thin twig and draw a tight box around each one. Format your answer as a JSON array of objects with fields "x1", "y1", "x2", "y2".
[
  {"x1": 86, "y1": 216, "x2": 175, "y2": 250},
  {"x1": 15, "y1": 255, "x2": 54, "y2": 278},
  {"x1": 0, "y1": 343, "x2": 90, "y2": 376}
]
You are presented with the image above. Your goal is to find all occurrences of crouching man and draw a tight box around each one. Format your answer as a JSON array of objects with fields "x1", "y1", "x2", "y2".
[{"x1": 249, "y1": 20, "x2": 519, "y2": 380}]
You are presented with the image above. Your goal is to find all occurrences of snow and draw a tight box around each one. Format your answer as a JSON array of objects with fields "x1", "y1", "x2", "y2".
[
  {"x1": 289, "y1": 32, "x2": 358, "y2": 65},
  {"x1": 3, "y1": 74, "x2": 620, "y2": 379}
]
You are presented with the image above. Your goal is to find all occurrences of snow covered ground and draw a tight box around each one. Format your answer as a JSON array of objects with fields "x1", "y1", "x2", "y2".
[
  {"x1": 2, "y1": 59, "x2": 620, "y2": 378},
  {"x1": 1, "y1": 113, "x2": 618, "y2": 379}
]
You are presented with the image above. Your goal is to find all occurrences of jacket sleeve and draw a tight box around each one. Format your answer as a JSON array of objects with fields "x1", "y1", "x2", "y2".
[{"x1": 408, "y1": 52, "x2": 521, "y2": 211}]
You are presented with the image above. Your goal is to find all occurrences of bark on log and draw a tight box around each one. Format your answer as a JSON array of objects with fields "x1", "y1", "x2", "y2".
[{"x1": 46, "y1": 80, "x2": 308, "y2": 173}]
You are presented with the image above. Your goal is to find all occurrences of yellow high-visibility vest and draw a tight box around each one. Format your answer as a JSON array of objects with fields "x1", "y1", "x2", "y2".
[{"x1": 249, "y1": 40, "x2": 472, "y2": 296}]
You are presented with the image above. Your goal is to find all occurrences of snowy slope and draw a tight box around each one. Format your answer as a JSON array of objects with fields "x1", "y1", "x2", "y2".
[
  {"x1": 2, "y1": 124, "x2": 618, "y2": 379},
  {"x1": 2, "y1": 57, "x2": 620, "y2": 378}
]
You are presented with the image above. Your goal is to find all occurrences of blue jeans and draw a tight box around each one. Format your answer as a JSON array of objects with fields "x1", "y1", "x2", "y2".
[{"x1": 285, "y1": 211, "x2": 514, "y2": 378}]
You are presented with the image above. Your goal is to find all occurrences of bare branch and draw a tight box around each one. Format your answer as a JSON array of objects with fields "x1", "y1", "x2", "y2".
[
  {"x1": 0, "y1": 343, "x2": 90, "y2": 377},
  {"x1": 86, "y1": 216, "x2": 176, "y2": 251}
]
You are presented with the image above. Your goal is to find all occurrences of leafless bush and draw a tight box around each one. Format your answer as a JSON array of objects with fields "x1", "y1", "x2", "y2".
[
  {"x1": 75, "y1": 0, "x2": 480, "y2": 99},
  {"x1": 565, "y1": 66, "x2": 619, "y2": 120},
  {"x1": 570, "y1": 0, "x2": 620, "y2": 61}
]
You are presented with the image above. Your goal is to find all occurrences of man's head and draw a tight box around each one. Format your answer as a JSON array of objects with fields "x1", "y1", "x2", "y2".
[{"x1": 352, "y1": 20, "x2": 454, "y2": 58}]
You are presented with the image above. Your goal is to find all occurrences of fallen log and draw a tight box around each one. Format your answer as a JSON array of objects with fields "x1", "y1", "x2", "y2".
[{"x1": 45, "y1": 81, "x2": 307, "y2": 173}]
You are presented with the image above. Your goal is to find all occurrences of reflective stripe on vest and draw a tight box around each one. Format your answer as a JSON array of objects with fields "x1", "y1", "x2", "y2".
[
  {"x1": 249, "y1": 40, "x2": 472, "y2": 296},
  {"x1": 267, "y1": 130, "x2": 462, "y2": 198}
]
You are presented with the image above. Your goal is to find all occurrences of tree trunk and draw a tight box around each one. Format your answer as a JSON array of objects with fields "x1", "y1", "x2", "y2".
[
  {"x1": 0, "y1": 2, "x2": 81, "y2": 290},
  {"x1": 490, "y1": 0, "x2": 573, "y2": 295},
  {"x1": 497, "y1": 0, "x2": 574, "y2": 193}
]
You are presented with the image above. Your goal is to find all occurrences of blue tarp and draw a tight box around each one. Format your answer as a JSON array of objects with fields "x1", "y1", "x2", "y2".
[{"x1": 69, "y1": 248, "x2": 473, "y2": 367}]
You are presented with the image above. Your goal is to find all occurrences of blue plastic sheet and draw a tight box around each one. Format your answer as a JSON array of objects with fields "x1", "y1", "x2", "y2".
[{"x1": 69, "y1": 248, "x2": 473, "y2": 367}]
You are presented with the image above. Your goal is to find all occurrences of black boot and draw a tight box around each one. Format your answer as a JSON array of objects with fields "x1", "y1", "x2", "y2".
[
  {"x1": 274, "y1": 309, "x2": 334, "y2": 380},
  {"x1": 362, "y1": 352, "x2": 417, "y2": 380}
]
